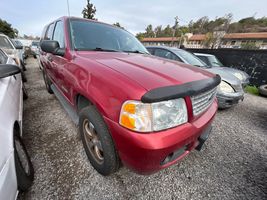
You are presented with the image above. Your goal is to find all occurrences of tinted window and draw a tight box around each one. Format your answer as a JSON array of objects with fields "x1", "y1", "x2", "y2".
[
  {"x1": 53, "y1": 21, "x2": 65, "y2": 48},
  {"x1": 147, "y1": 48, "x2": 154, "y2": 54},
  {"x1": 44, "y1": 23, "x2": 54, "y2": 40},
  {"x1": 197, "y1": 56, "x2": 210, "y2": 66},
  {"x1": 0, "y1": 49, "x2": 8, "y2": 64},
  {"x1": 70, "y1": 19, "x2": 148, "y2": 53},
  {"x1": 154, "y1": 49, "x2": 180, "y2": 61},
  {"x1": 0, "y1": 36, "x2": 13, "y2": 49}
]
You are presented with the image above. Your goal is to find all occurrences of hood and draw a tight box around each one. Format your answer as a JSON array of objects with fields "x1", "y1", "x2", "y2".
[
  {"x1": 219, "y1": 67, "x2": 249, "y2": 82},
  {"x1": 76, "y1": 52, "x2": 215, "y2": 91},
  {"x1": 205, "y1": 67, "x2": 242, "y2": 85}
]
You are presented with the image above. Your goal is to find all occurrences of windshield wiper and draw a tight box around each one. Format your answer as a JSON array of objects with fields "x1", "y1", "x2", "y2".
[
  {"x1": 123, "y1": 50, "x2": 149, "y2": 54},
  {"x1": 75, "y1": 47, "x2": 120, "y2": 52}
]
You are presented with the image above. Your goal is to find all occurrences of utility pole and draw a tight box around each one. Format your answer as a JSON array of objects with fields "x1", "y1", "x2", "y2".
[{"x1": 171, "y1": 16, "x2": 179, "y2": 47}]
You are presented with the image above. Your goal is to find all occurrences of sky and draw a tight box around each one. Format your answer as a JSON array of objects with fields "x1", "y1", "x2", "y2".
[{"x1": 0, "y1": 0, "x2": 266, "y2": 36}]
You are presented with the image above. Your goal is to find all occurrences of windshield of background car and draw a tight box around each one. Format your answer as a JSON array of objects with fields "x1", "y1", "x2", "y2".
[
  {"x1": 32, "y1": 42, "x2": 39, "y2": 47},
  {"x1": 208, "y1": 55, "x2": 224, "y2": 67},
  {"x1": 0, "y1": 36, "x2": 13, "y2": 49},
  {"x1": 70, "y1": 19, "x2": 149, "y2": 53},
  {"x1": 173, "y1": 49, "x2": 208, "y2": 67}
]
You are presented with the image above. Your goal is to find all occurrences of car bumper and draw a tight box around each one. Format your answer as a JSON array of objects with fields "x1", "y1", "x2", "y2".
[
  {"x1": 104, "y1": 101, "x2": 217, "y2": 175},
  {"x1": 217, "y1": 92, "x2": 244, "y2": 109}
]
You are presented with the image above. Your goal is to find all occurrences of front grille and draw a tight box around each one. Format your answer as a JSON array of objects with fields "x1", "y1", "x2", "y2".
[{"x1": 191, "y1": 87, "x2": 217, "y2": 116}]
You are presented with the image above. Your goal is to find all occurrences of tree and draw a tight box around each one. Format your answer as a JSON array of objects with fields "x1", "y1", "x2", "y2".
[
  {"x1": 113, "y1": 22, "x2": 124, "y2": 29},
  {"x1": 0, "y1": 18, "x2": 18, "y2": 38},
  {"x1": 82, "y1": 0, "x2": 97, "y2": 20},
  {"x1": 145, "y1": 24, "x2": 155, "y2": 37}
]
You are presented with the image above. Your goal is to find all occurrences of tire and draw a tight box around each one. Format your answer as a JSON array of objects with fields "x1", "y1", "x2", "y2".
[
  {"x1": 21, "y1": 62, "x2": 27, "y2": 71},
  {"x1": 21, "y1": 71, "x2": 27, "y2": 82},
  {"x1": 23, "y1": 84, "x2": 28, "y2": 100},
  {"x1": 33, "y1": 55, "x2": 36, "y2": 59},
  {"x1": 259, "y1": 84, "x2": 267, "y2": 97},
  {"x1": 79, "y1": 106, "x2": 120, "y2": 175},
  {"x1": 14, "y1": 132, "x2": 34, "y2": 192},
  {"x1": 42, "y1": 70, "x2": 53, "y2": 94}
]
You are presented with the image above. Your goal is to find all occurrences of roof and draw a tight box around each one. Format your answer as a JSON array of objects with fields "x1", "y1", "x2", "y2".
[
  {"x1": 141, "y1": 37, "x2": 180, "y2": 42},
  {"x1": 223, "y1": 32, "x2": 267, "y2": 39},
  {"x1": 194, "y1": 53, "x2": 214, "y2": 57},
  {"x1": 188, "y1": 34, "x2": 206, "y2": 41}
]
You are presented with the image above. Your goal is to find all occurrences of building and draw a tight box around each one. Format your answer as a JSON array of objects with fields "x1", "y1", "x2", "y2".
[
  {"x1": 140, "y1": 32, "x2": 267, "y2": 49},
  {"x1": 221, "y1": 32, "x2": 267, "y2": 49}
]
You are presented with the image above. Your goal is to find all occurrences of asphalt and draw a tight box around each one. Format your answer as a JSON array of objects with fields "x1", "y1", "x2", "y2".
[{"x1": 19, "y1": 58, "x2": 267, "y2": 200}]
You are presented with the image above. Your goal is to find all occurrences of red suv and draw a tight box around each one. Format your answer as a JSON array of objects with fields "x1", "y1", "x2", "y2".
[{"x1": 40, "y1": 17, "x2": 220, "y2": 175}]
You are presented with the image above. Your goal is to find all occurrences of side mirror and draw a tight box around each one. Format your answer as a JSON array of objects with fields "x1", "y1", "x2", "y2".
[
  {"x1": 40, "y1": 40, "x2": 65, "y2": 56},
  {"x1": 0, "y1": 64, "x2": 21, "y2": 79}
]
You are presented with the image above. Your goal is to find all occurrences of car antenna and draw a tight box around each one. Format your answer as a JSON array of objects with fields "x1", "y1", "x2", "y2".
[{"x1": 66, "y1": 0, "x2": 76, "y2": 51}]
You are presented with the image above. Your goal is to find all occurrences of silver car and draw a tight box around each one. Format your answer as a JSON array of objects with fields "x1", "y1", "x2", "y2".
[
  {"x1": 147, "y1": 46, "x2": 244, "y2": 109},
  {"x1": 0, "y1": 50, "x2": 33, "y2": 199},
  {"x1": 194, "y1": 53, "x2": 250, "y2": 87},
  {"x1": 0, "y1": 34, "x2": 27, "y2": 82}
]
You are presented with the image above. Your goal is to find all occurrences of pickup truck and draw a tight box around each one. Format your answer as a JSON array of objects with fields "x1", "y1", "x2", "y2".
[{"x1": 40, "y1": 17, "x2": 220, "y2": 175}]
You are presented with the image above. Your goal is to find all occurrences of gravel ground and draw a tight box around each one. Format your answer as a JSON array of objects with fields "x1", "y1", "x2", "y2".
[{"x1": 19, "y1": 58, "x2": 267, "y2": 200}]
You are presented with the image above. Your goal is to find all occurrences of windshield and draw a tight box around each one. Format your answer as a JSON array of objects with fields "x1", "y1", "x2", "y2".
[
  {"x1": 208, "y1": 55, "x2": 223, "y2": 67},
  {"x1": 0, "y1": 35, "x2": 13, "y2": 49},
  {"x1": 70, "y1": 19, "x2": 148, "y2": 54},
  {"x1": 173, "y1": 49, "x2": 208, "y2": 67},
  {"x1": 32, "y1": 41, "x2": 39, "y2": 47}
]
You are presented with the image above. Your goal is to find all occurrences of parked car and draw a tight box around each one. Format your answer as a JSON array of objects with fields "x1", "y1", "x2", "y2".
[
  {"x1": 40, "y1": 17, "x2": 220, "y2": 175},
  {"x1": 30, "y1": 41, "x2": 40, "y2": 58},
  {"x1": 147, "y1": 46, "x2": 244, "y2": 109},
  {"x1": 12, "y1": 39, "x2": 26, "y2": 66},
  {"x1": 0, "y1": 33, "x2": 27, "y2": 82},
  {"x1": 194, "y1": 53, "x2": 250, "y2": 87},
  {"x1": 0, "y1": 62, "x2": 34, "y2": 199},
  {"x1": 0, "y1": 48, "x2": 28, "y2": 99}
]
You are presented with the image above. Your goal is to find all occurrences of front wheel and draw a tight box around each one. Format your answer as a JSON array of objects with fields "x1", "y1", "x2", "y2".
[
  {"x1": 79, "y1": 106, "x2": 120, "y2": 175},
  {"x1": 14, "y1": 134, "x2": 34, "y2": 191}
]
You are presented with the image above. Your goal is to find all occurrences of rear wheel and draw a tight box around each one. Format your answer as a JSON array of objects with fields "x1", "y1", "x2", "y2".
[
  {"x1": 14, "y1": 132, "x2": 34, "y2": 191},
  {"x1": 43, "y1": 70, "x2": 53, "y2": 94},
  {"x1": 79, "y1": 106, "x2": 120, "y2": 175},
  {"x1": 22, "y1": 84, "x2": 28, "y2": 100}
]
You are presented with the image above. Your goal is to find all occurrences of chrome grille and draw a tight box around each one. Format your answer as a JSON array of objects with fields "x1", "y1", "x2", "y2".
[{"x1": 191, "y1": 87, "x2": 217, "y2": 116}]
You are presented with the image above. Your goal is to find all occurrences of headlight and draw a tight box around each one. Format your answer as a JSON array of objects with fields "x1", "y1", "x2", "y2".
[
  {"x1": 218, "y1": 81, "x2": 234, "y2": 93},
  {"x1": 233, "y1": 72, "x2": 243, "y2": 81},
  {"x1": 119, "y1": 99, "x2": 188, "y2": 132}
]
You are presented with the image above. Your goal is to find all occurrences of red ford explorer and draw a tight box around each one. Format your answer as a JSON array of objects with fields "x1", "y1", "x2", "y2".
[{"x1": 40, "y1": 17, "x2": 220, "y2": 175}]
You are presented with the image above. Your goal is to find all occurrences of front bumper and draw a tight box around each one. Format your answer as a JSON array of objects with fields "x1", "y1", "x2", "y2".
[
  {"x1": 104, "y1": 101, "x2": 217, "y2": 175},
  {"x1": 217, "y1": 91, "x2": 244, "y2": 109}
]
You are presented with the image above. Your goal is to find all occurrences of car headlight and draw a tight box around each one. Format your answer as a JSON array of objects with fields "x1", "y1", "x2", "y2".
[
  {"x1": 233, "y1": 72, "x2": 243, "y2": 81},
  {"x1": 218, "y1": 81, "x2": 234, "y2": 93},
  {"x1": 119, "y1": 99, "x2": 188, "y2": 132}
]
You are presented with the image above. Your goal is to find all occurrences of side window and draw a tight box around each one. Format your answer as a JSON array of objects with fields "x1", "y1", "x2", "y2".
[
  {"x1": 0, "y1": 50, "x2": 7, "y2": 64},
  {"x1": 154, "y1": 49, "x2": 169, "y2": 59},
  {"x1": 147, "y1": 48, "x2": 154, "y2": 55},
  {"x1": 198, "y1": 56, "x2": 209, "y2": 65},
  {"x1": 44, "y1": 23, "x2": 54, "y2": 40},
  {"x1": 53, "y1": 21, "x2": 65, "y2": 48}
]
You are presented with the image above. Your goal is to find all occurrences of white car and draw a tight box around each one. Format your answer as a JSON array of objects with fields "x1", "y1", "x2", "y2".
[{"x1": 0, "y1": 49, "x2": 33, "y2": 199}]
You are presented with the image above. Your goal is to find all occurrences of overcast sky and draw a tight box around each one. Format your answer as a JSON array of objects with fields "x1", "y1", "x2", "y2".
[{"x1": 1, "y1": 0, "x2": 266, "y2": 36}]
